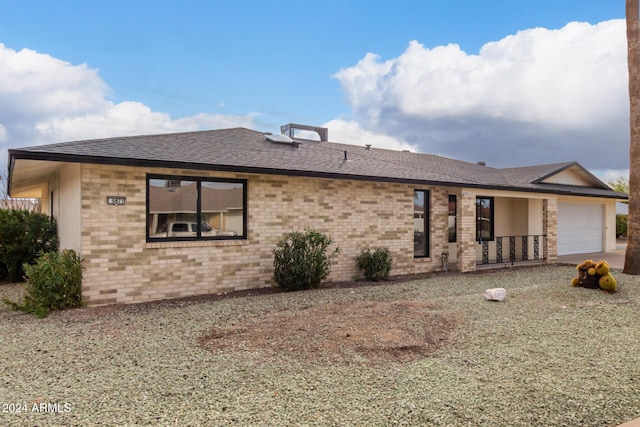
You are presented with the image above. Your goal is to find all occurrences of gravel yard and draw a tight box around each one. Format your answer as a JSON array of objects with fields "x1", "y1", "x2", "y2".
[{"x1": 1, "y1": 265, "x2": 639, "y2": 426}]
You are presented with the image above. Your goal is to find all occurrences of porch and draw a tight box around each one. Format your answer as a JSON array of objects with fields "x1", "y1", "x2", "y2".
[
  {"x1": 476, "y1": 234, "x2": 547, "y2": 268},
  {"x1": 464, "y1": 193, "x2": 553, "y2": 271}
]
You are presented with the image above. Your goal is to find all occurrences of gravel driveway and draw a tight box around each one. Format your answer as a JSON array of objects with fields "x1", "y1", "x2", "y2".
[{"x1": 1, "y1": 265, "x2": 639, "y2": 426}]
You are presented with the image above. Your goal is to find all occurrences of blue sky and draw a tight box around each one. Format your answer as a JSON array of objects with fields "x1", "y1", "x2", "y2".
[{"x1": 0, "y1": 0, "x2": 629, "y2": 179}]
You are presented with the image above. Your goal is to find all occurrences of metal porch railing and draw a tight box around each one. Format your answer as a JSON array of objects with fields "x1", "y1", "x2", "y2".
[{"x1": 477, "y1": 234, "x2": 546, "y2": 265}]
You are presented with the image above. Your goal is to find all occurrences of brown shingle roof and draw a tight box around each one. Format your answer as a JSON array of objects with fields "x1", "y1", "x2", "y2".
[{"x1": 8, "y1": 127, "x2": 627, "y2": 199}]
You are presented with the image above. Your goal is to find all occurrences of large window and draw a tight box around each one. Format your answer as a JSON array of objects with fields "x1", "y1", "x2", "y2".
[
  {"x1": 147, "y1": 175, "x2": 246, "y2": 241},
  {"x1": 414, "y1": 190, "x2": 430, "y2": 257},
  {"x1": 476, "y1": 196, "x2": 494, "y2": 242},
  {"x1": 448, "y1": 195, "x2": 457, "y2": 243}
]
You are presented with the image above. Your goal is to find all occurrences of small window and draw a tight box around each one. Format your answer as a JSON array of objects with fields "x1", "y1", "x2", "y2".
[
  {"x1": 448, "y1": 195, "x2": 457, "y2": 243},
  {"x1": 147, "y1": 175, "x2": 246, "y2": 241},
  {"x1": 414, "y1": 190, "x2": 430, "y2": 257},
  {"x1": 476, "y1": 197, "x2": 494, "y2": 241}
]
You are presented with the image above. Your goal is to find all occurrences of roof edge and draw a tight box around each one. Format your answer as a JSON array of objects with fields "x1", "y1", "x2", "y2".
[
  {"x1": 531, "y1": 161, "x2": 612, "y2": 190},
  {"x1": 8, "y1": 150, "x2": 626, "y2": 200}
]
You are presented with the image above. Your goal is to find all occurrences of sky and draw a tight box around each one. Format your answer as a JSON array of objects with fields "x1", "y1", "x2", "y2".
[{"x1": 0, "y1": 0, "x2": 630, "y2": 182}]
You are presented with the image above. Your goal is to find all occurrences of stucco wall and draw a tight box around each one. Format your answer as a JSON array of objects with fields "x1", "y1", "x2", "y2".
[
  {"x1": 57, "y1": 163, "x2": 82, "y2": 252},
  {"x1": 604, "y1": 200, "x2": 617, "y2": 250},
  {"x1": 79, "y1": 164, "x2": 448, "y2": 305}
]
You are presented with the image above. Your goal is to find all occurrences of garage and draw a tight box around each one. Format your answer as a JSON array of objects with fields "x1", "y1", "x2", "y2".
[{"x1": 557, "y1": 202, "x2": 603, "y2": 255}]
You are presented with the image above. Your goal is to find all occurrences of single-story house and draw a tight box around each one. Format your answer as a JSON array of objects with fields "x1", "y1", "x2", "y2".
[{"x1": 7, "y1": 123, "x2": 627, "y2": 305}]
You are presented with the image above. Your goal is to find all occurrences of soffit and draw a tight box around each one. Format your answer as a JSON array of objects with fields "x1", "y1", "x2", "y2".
[{"x1": 9, "y1": 159, "x2": 60, "y2": 197}]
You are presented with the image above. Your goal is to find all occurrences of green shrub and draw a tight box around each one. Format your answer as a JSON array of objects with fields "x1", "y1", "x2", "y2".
[
  {"x1": 273, "y1": 230, "x2": 339, "y2": 291},
  {"x1": 3, "y1": 250, "x2": 83, "y2": 318},
  {"x1": 0, "y1": 209, "x2": 58, "y2": 282},
  {"x1": 355, "y1": 248, "x2": 393, "y2": 281},
  {"x1": 616, "y1": 214, "x2": 628, "y2": 238}
]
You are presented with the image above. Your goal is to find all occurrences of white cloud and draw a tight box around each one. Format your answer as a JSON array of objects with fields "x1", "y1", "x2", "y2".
[
  {"x1": 0, "y1": 43, "x2": 256, "y2": 170},
  {"x1": 334, "y1": 20, "x2": 629, "y2": 170},
  {"x1": 35, "y1": 102, "x2": 256, "y2": 142},
  {"x1": 322, "y1": 119, "x2": 417, "y2": 152},
  {"x1": 0, "y1": 44, "x2": 109, "y2": 118}
]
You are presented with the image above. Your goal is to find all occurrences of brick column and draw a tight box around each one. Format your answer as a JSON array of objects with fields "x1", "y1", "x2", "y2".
[
  {"x1": 543, "y1": 198, "x2": 558, "y2": 263},
  {"x1": 458, "y1": 191, "x2": 477, "y2": 272}
]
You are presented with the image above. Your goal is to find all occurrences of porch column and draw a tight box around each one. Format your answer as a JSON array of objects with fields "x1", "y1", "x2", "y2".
[
  {"x1": 458, "y1": 191, "x2": 477, "y2": 272},
  {"x1": 543, "y1": 198, "x2": 558, "y2": 263}
]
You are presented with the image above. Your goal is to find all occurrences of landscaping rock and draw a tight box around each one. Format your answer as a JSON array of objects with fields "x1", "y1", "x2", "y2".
[{"x1": 484, "y1": 288, "x2": 507, "y2": 301}]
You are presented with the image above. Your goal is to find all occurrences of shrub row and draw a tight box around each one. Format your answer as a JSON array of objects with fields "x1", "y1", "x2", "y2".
[
  {"x1": 273, "y1": 229, "x2": 393, "y2": 291},
  {"x1": 6, "y1": 227, "x2": 389, "y2": 317}
]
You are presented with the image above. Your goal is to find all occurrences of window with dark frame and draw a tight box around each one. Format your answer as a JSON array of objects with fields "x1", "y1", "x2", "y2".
[
  {"x1": 146, "y1": 174, "x2": 246, "y2": 241},
  {"x1": 476, "y1": 196, "x2": 494, "y2": 242},
  {"x1": 448, "y1": 195, "x2": 457, "y2": 243},
  {"x1": 414, "y1": 190, "x2": 430, "y2": 257}
]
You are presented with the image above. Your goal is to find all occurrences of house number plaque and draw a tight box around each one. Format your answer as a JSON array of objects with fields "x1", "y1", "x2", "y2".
[{"x1": 106, "y1": 196, "x2": 126, "y2": 206}]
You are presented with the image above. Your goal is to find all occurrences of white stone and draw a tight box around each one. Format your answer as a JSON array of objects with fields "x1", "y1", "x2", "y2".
[{"x1": 484, "y1": 288, "x2": 507, "y2": 302}]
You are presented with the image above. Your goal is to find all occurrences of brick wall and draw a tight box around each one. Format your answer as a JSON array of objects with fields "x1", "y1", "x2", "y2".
[{"x1": 80, "y1": 164, "x2": 448, "y2": 305}]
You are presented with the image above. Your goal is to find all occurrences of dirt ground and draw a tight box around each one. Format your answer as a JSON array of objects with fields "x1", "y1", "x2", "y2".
[
  {"x1": 196, "y1": 274, "x2": 462, "y2": 365},
  {"x1": 199, "y1": 298, "x2": 460, "y2": 365}
]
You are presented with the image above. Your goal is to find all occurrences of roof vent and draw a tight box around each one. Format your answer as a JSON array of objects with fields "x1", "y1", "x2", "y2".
[
  {"x1": 281, "y1": 123, "x2": 328, "y2": 141},
  {"x1": 477, "y1": 161, "x2": 487, "y2": 166},
  {"x1": 265, "y1": 133, "x2": 301, "y2": 148},
  {"x1": 365, "y1": 144, "x2": 372, "y2": 150},
  {"x1": 266, "y1": 134, "x2": 293, "y2": 144}
]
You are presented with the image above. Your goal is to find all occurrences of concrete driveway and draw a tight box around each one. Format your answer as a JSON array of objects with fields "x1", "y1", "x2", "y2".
[{"x1": 557, "y1": 239, "x2": 626, "y2": 270}]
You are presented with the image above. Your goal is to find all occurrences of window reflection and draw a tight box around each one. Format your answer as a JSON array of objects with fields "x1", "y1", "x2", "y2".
[
  {"x1": 147, "y1": 176, "x2": 245, "y2": 240},
  {"x1": 414, "y1": 190, "x2": 429, "y2": 257},
  {"x1": 476, "y1": 197, "x2": 494, "y2": 241}
]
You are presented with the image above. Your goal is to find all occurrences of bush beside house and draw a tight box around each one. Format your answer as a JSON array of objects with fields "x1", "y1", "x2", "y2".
[
  {"x1": 355, "y1": 248, "x2": 393, "y2": 281},
  {"x1": 3, "y1": 250, "x2": 83, "y2": 318},
  {"x1": 273, "y1": 230, "x2": 339, "y2": 291},
  {"x1": 0, "y1": 209, "x2": 58, "y2": 282}
]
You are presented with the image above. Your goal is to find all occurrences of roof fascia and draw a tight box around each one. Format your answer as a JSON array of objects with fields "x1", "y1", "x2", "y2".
[{"x1": 8, "y1": 150, "x2": 624, "y2": 200}]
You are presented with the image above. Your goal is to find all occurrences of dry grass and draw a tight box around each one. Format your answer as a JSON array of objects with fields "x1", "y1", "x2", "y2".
[{"x1": 1, "y1": 265, "x2": 639, "y2": 426}]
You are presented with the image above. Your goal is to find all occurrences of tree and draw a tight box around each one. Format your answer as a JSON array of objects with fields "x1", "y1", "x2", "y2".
[
  {"x1": 609, "y1": 176, "x2": 630, "y2": 198},
  {"x1": 625, "y1": 0, "x2": 640, "y2": 274},
  {"x1": 0, "y1": 171, "x2": 7, "y2": 199}
]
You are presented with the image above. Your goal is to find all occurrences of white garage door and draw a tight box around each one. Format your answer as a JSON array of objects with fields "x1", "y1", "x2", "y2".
[{"x1": 557, "y1": 202, "x2": 603, "y2": 255}]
